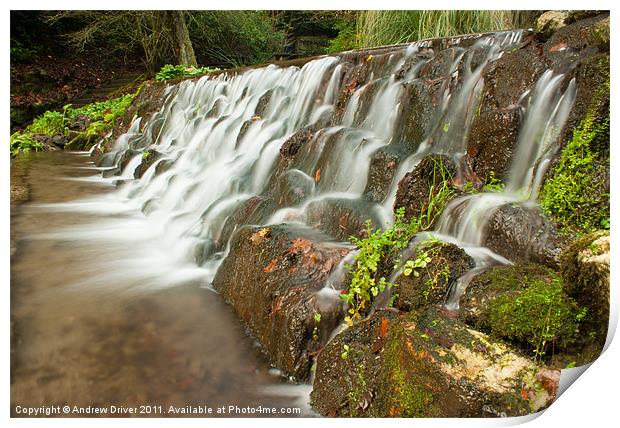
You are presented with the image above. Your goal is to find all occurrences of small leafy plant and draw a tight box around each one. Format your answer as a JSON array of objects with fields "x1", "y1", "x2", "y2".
[
  {"x1": 155, "y1": 64, "x2": 220, "y2": 82},
  {"x1": 341, "y1": 159, "x2": 455, "y2": 325}
]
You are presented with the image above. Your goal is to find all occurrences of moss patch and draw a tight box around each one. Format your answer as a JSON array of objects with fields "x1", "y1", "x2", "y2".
[{"x1": 487, "y1": 273, "x2": 585, "y2": 358}]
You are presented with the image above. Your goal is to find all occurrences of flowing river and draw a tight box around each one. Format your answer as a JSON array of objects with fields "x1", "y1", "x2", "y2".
[{"x1": 10, "y1": 151, "x2": 311, "y2": 417}]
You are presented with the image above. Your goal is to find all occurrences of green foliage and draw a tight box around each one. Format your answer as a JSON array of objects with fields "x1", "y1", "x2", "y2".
[
  {"x1": 539, "y1": 109, "x2": 610, "y2": 233},
  {"x1": 402, "y1": 252, "x2": 432, "y2": 277},
  {"x1": 341, "y1": 160, "x2": 455, "y2": 324},
  {"x1": 357, "y1": 10, "x2": 515, "y2": 48},
  {"x1": 142, "y1": 150, "x2": 152, "y2": 160},
  {"x1": 188, "y1": 11, "x2": 286, "y2": 67},
  {"x1": 325, "y1": 21, "x2": 358, "y2": 54},
  {"x1": 402, "y1": 237, "x2": 451, "y2": 304},
  {"x1": 154, "y1": 64, "x2": 220, "y2": 82},
  {"x1": 487, "y1": 274, "x2": 586, "y2": 359},
  {"x1": 341, "y1": 344, "x2": 350, "y2": 359},
  {"x1": 10, "y1": 91, "x2": 137, "y2": 157},
  {"x1": 10, "y1": 38, "x2": 38, "y2": 62},
  {"x1": 482, "y1": 171, "x2": 505, "y2": 192},
  {"x1": 10, "y1": 133, "x2": 43, "y2": 157},
  {"x1": 26, "y1": 110, "x2": 65, "y2": 136}
]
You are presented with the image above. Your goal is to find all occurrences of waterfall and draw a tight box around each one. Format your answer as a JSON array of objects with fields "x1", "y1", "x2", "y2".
[{"x1": 39, "y1": 31, "x2": 531, "y2": 298}]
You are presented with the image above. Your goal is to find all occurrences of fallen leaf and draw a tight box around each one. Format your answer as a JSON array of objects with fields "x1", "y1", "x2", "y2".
[
  {"x1": 549, "y1": 42, "x2": 568, "y2": 52},
  {"x1": 315, "y1": 168, "x2": 321, "y2": 183},
  {"x1": 380, "y1": 317, "x2": 389, "y2": 338},
  {"x1": 263, "y1": 259, "x2": 278, "y2": 273}
]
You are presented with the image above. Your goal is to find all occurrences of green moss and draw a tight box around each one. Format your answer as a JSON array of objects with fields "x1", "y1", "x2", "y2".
[
  {"x1": 487, "y1": 273, "x2": 586, "y2": 358},
  {"x1": 539, "y1": 73, "x2": 609, "y2": 233},
  {"x1": 381, "y1": 322, "x2": 434, "y2": 417}
]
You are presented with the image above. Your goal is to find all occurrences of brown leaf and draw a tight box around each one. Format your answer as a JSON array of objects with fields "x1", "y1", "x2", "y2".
[
  {"x1": 380, "y1": 317, "x2": 389, "y2": 338},
  {"x1": 250, "y1": 227, "x2": 271, "y2": 245},
  {"x1": 549, "y1": 42, "x2": 568, "y2": 52},
  {"x1": 263, "y1": 259, "x2": 278, "y2": 273},
  {"x1": 315, "y1": 168, "x2": 321, "y2": 183}
]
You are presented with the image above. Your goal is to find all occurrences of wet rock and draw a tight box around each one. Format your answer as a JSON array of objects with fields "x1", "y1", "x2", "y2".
[
  {"x1": 279, "y1": 125, "x2": 317, "y2": 159},
  {"x1": 419, "y1": 47, "x2": 466, "y2": 80},
  {"x1": 392, "y1": 80, "x2": 441, "y2": 148},
  {"x1": 212, "y1": 224, "x2": 349, "y2": 380},
  {"x1": 544, "y1": 12, "x2": 609, "y2": 57},
  {"x1": 272, "y1": 169, "x2": 315, "y2": 207},
  {"x1": 394, "y1": 154, "x2": 457, "y2": 227},
  {"x1": 311, "y1": 308, "x2": 556, "y2": 417},
  {"x1": 466, "y1": 107, "x2": 521, "y2": 181},
  {"x1": 535, "y1": 11, "x2": 570, "y2": 40},
  {"x1": 64, "y1": 133, "x2": 100, "y2": 151},
  {"x1": 395, "y1": 240, "x2": 474, "y2": 311},
  {"x1": 254, "y1": 89, "x2": 273, "y2": 117},
  {"x1": 483, "y1": 203, "x2": 569, "y2": 268},
  {"x1": 560, "y1": 232, "x2": 610, "y2": 347},
  {"x1": 68, "y1": 114, "x2": 93, "y2": 132},
  {"x1": 363, "y1": 145, "x2": 409, "y2": 203},
  {"x1": 305, "y1": 197, "x2": 382, "y2": 242},
  {"x1": 217, "y1": 196, "x2": 277, "y2": 249},
  {"x1": 133, "y1": 149, "x2": 162, "y2": 179},
  {"x1": 479, "y1": 43, "x2": 549, "y2": 114},
  {"x1": 460, "y1": 263, "x2": 558, "y2": 328}
]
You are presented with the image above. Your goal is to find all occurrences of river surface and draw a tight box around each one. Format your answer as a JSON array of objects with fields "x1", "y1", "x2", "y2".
[{"x1": 10, "y1": 151, "x2": 311, "y2": 417}]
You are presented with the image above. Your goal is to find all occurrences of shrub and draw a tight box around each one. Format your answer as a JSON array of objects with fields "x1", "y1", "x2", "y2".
[{"x1": 154, "y1": 64, "x2": 220, "y2": 82}]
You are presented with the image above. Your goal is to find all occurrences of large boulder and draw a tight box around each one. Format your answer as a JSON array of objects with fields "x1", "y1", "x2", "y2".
[
  {"x1": 560, "y1": 232, "x2": 610, "y2": 347},
  {"x1": 305, "y1": 197, "x2": 382, "y2": 242},
  {"x1": 212, "y1": 224, "x2": 349, "y2": 380},
  {"x1": 311, "y1": 308, "x2": 558, "y2": 417}
]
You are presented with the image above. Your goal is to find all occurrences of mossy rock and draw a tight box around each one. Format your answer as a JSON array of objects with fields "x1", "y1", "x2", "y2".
[
  {"x1": 460, "y1": 264, "x2": 585, "y2": 357},
  {"x1": 64, "y1": 132, "x2": 100, "y2": 151},
  {"x1": 395, "y1": 240, "x2": 474, "y2": 311},
  {"x1": 560, "y1": 232, "x2": 610, "y2": 347},
  {"x1": 311, "y1": 308, "x2": 557, "y2": 417}
]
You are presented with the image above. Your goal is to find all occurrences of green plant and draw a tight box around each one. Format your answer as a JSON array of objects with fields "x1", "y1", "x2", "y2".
[
  {"x1": 155, "y1": 64, "x2": 220, "y2": 81},
  {"x1": 10, "y1": 133, "x2": 43, "y2": 157},
  {"x1": 341, "y1": 344, "x2": 350, "y2": 359},
  {"x1": 188, "y1": 11, "x2": 285, "y2": 67},
  {"x1": 402, "y1": 237, "x2": 451, "y2": 303},
  {"x1": 325, "y1": 21, "x2": 358, "y2": 54},
  {"x1": 482, "y1": 171, "x2": 505, "y2": 192},
  {"x1": 142, "y1": 150, "x2": 152, "y2": 160},
  {"x1": 357, "y1": 10, "x2": 515, "y2": 48},
  {"x1": 341, "y1": 159, "x2": 455, "y2": 325},
  {"x1": 10, "y1": 91, "x2": 138, "y2": 157}
]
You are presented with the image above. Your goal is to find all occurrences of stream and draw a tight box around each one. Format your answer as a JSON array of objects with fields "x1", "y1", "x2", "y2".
[{"x1": 10, "y1": 151, "x2": 311, "y2": 417}]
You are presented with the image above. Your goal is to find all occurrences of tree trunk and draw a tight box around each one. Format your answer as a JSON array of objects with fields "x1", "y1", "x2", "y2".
[{"x1": 167, "y1": 11, "x2": 197, "y2": 67}]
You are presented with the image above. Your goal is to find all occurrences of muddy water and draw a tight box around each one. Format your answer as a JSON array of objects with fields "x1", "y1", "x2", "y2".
[{"x1": 10, "y1": 152, "x2": 311, "y2": 417}]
